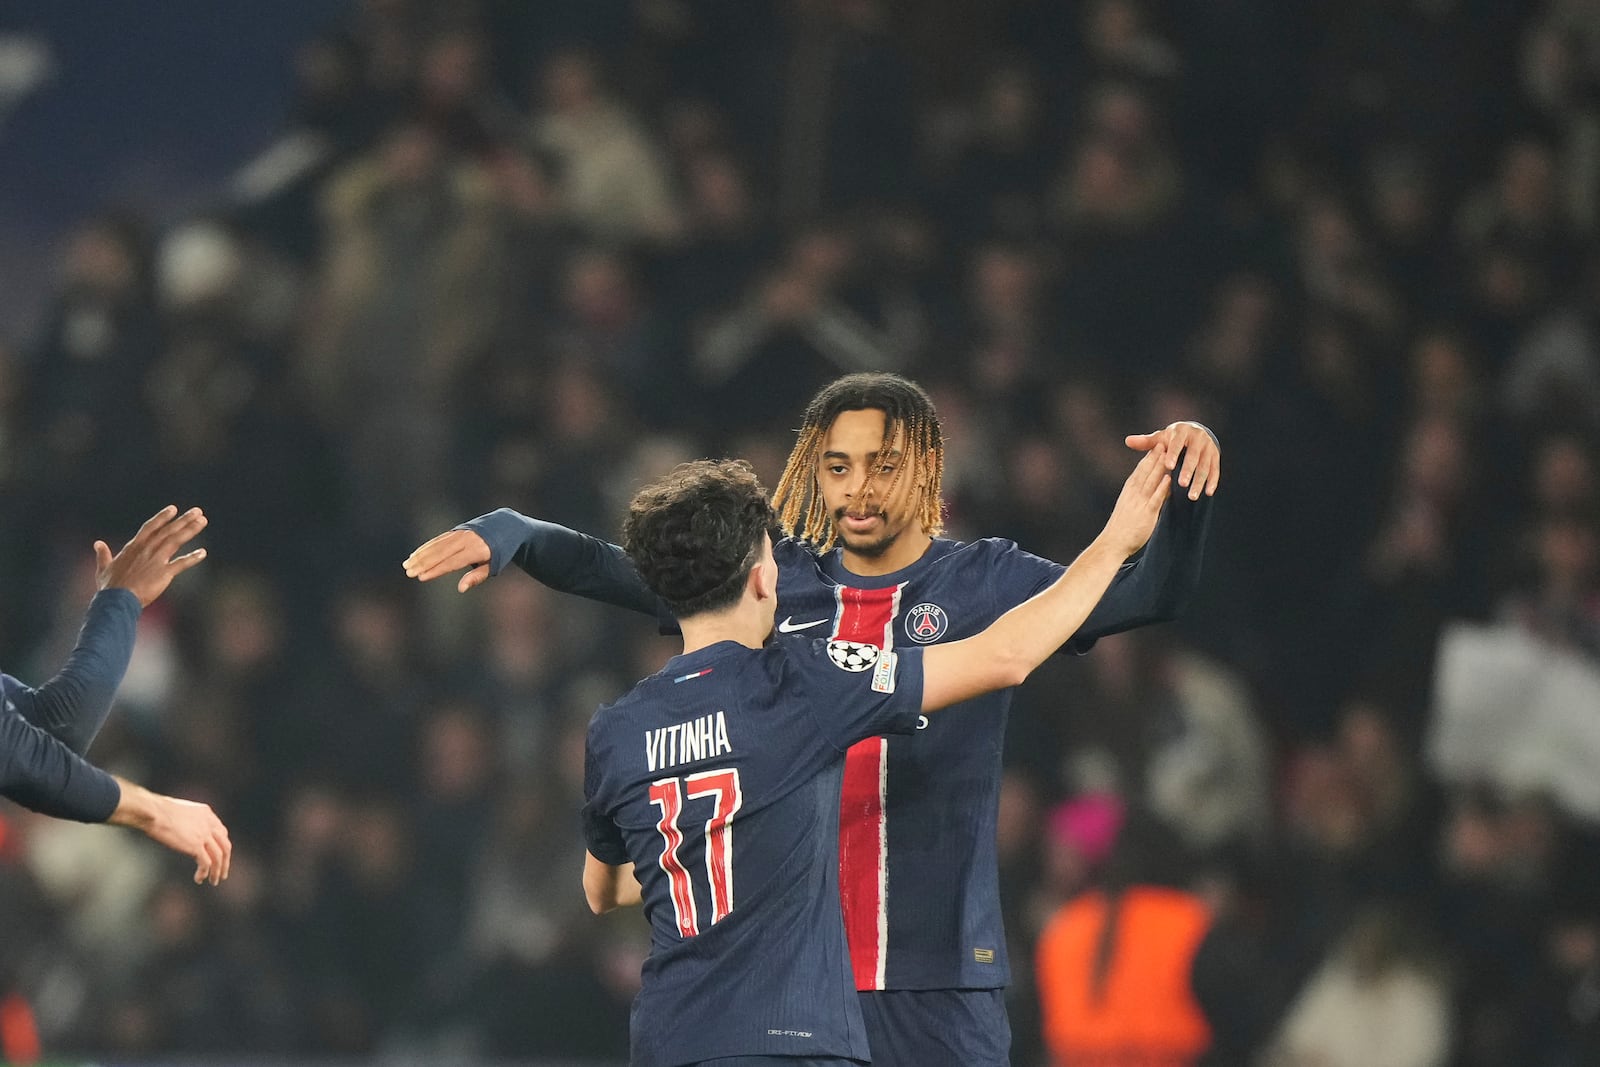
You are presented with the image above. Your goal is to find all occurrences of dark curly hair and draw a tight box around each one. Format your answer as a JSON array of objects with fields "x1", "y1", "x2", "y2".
[{"x1": 622, "y1": 459, "x2": 777, "y2": 618}]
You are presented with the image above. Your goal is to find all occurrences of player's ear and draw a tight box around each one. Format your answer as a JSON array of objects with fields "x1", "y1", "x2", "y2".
[
  {"x1": 747, "y1": 561, "x2": 770, "y2": 603},
  {"x1": 749, "y1": 534, "x2": 777, "y2": 602}
]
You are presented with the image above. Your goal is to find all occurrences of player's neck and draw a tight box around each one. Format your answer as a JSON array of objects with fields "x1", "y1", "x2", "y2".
[
  {"x1": 840, "y1": 528, "x2": 933, "y2": 577},
  {"x1": 678, "y1": 602, "x2": 771, "y2": 655}
]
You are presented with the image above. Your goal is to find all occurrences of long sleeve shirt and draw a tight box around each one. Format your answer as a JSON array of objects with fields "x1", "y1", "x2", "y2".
[{"x1": 0, "y1": 589, "x2": 141, "y2": 821}]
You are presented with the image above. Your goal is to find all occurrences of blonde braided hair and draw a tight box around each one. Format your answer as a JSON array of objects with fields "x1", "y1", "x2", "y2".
[{"x1": 772, "y1": 374, "x2": 946, "y2": 550}]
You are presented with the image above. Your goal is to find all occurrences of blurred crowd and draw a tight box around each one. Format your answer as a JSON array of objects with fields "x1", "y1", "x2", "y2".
[{"x1": 2, "y1": 1, "x2": 1599, "y2": 1064}]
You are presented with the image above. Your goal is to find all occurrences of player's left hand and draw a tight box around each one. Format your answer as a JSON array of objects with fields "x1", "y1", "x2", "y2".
[
  {"x1": 403, "y1": 528, "x2": 492, "y2": 593},
  {"x1": 96, "y1": 505, "x2": 209, "y2": 607},
  {"x1": 1124, "y1": 422, "x2": 1220, "y2": 501}
]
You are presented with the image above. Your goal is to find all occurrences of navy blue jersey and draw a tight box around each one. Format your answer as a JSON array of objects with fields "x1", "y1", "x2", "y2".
[
  {"x1": 472, "y1": 476, "x2": 1212, "y2": 997},
  {"x1": 583, "y1": 636, "x2": 926, "y2": 1067},
  {"x1": 771, "y1": 536, "x2": 1061, "y2": 992}
]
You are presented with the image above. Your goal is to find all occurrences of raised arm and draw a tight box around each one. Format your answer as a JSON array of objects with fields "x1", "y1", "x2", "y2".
[
  {"x1": 1066, "y1": 423, "x2": 1218, "y2": 651},
  {"x1": 11, "y1": 506, "x2": 208, "y2": 754},
  {"x1": 921, "y1": 447, "x2": 1172, "y2": 711},
  {"x1": 405, "y1": 509, "x2": 667, "y2": 619}
]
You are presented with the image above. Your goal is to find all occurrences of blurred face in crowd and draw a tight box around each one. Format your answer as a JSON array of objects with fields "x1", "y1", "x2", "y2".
[
  {"x1": 970, "y1": 244, "x2": 1040, "y2": 324},
  {"x1": 816, "y1": 408, "x2": 929, "y2": 568},
  {"x1": 1537, "y1": 516, "x2": 1597, "y2": 589},
  {"x1": 1533, "y1": 435, "x2": 1596, "y2": 511},
  {"x1": 1086, "y1": 83, "x2": 1156, "y2": 149},
  {"x1": 1400, "y1": 415, "x2": 1468, "y2": 502},
  {"x1": 686, "y1": 152, "x2": 752, "y2": 230},
  {"x1": 206, "y1": 575, "x2": 284, "y2": 673},
  {"x1": 1193, "y1": 273, "x2": 1276, "y2": 388},
  {"x1": 788, "y1": 226, "x2": 854, "y2": 288},
  {"x1": 982, "y1": 65, "x2": 1038, "y2": 141},
  {"x1": 1498, "y1": 140, "x2": 1557, "y2": 225},
  {"x1": 420, "y1": 704, "x2": 494, "y2": 801},
  {"x1": 65, "y1": 223, "x2": 140, "y2": 298},
  {"x1": 419, "y1": 32, "x2": 484, "y2": 107},
  {"x1": 1368, "y1": 151, "x2": 1436, "y2": 242},
  {"x1": 1086, "y1": 0, "x2": 1144, "y2": 57},
  {"x1": 563, "y1": 250, "x2": 636, "y2": 330},
  {"x1": 1409, "y1": 331, "x2": 1477, "y2": 415},
  {"x1": 544, "y1": 51, "x2": 600, "y2": 113},
  {"x1": 381, "y1": 124, "x2": 443, "y2": 184}
]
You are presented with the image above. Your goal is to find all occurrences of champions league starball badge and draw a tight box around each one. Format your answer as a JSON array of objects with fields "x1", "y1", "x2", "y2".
[
  {"x1": 827, "y1": 640, "x2": 881, "y2": 672},
  {"x1": 904, "y1": 602, "x2": 948, "y2": 643}
]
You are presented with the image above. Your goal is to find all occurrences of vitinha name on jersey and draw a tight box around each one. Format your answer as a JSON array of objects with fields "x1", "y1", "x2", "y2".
[{"x1": 645, "y1": 710, "x2": 733, "y2": 773}]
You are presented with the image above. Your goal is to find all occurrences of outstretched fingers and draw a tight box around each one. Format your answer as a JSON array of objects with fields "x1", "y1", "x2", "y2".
[
  {"x1": 1135, "y1": 443, "x2": 1168, "y2": 492},
  {"x1": 151, "y1": 508, "x2": 208, "y2": 563},
  {"x1": 403, "y1": 533, "x2": 462, "y2": 580},
  {"x1": 124, "y1": 505, "x2": 180, "y2": 554},
  {"x1": 404, "y1": 531, "x2": 490, "y2": 584}
]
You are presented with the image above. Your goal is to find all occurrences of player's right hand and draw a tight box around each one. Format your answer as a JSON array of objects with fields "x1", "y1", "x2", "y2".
[
  {"x1": 110, "y1": 779, "x2": 232, "y2": 885},
  {"x1": 150, "y1": 795, "x2": 232, "y2": 886},
  {"x1": 96, "y1": 505, "x2": 209, "y2": 608},
  {"x1": 1101, "y1": 445, "x2": 1172, "y2": 557},
  {"x1": 403, "y1": 529, "x2": 493, "y2": 593}
]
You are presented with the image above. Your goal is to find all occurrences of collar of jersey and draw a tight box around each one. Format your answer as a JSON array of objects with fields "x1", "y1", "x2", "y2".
[
  {"x1": 809, "y1": 536, "x2": 962, "y2": 589},
  {"x1": 662, "y1": 639, "x2": 755, "y2": 675}
]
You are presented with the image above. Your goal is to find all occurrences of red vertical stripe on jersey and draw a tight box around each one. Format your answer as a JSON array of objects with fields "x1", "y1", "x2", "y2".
[{"x1": 834, "y1": 583, "x2": 903, "y2": 991}]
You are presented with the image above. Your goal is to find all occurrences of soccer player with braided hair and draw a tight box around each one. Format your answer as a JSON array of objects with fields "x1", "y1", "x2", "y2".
[
  {"x1": 771, "y1": 374, "x2": 950, "y2": 554},
  {"x1": 406, "y1": 372, "x2": 1219, "y2": 1066}
]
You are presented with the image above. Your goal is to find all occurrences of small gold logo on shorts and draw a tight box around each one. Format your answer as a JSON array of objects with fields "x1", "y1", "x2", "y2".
[{"x1": 973, "y1": 948, "x2": 995, "y2": 964}]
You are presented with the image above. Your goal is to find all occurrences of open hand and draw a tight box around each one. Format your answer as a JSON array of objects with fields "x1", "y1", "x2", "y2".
[
  {"x1": 95, "y1": 506, "x2": 209, "y2": 607},
  {"x1": 1125, "y1": 421, "x2": 1220, "y2": 501},
  {"x1": 1101, "y1": 445, "x2": 1173, "y2": 556},
  {"x1": 403, "y1": 529, "x2": 492, "y2": 593}
]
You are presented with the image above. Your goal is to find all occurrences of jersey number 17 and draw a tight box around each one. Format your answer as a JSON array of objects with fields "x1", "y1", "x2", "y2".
[{"x1": 650, "y1": 768, "x2": 743, "y2": 937}]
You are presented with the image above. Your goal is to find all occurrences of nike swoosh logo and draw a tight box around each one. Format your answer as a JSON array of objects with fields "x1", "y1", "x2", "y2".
[{"x1": 778, "y1": 616, "x2": 829, "y2": 633}]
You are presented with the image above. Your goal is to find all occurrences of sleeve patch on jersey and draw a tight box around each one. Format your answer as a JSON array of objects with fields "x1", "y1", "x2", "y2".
[
  {"x1": 827, "y1": 640, "x2": 880, "y2": 672},
  {"x1": 870, "y1": 650, "x2": 898, "y2": 693}
]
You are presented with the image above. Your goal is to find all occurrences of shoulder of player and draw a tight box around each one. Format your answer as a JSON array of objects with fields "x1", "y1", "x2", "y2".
[
  {"x1": 586, "y1": 672, "x2": 663, "y2": 737},
  {"x1": 930, "y1": 535, "x2": 1050, "y2": 569},
  {"x1": 761, "y1": 634, "x2": 838, "y2": 686},
  {"x1": 774, "y1": 536, "x2": 825, "y2": 569}
]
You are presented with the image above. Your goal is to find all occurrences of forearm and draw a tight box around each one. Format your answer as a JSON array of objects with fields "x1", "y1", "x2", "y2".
[
  {"x1": 464, "y1": 509, "x2": 663, "y2": 617},
  {"x1": 12, "y1": 589, "x2": 141, "y2": 754},
  {"x1": 924, "y1": 539, "x2": 1128, "y2": 710},
  {"x1": 583, "y1": 855, "x2": 642, "y2": 914},
  {"x1": 105, "y1": 775, "x2": 158, "y2": 831},
  {"x1": 0, "y1": 709, "x2": 122, "y2": 822}
]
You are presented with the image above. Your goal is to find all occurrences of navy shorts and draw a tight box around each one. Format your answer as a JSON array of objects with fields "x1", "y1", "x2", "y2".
[{"x1": 857, "y1": 988, "x2": 1011, "y2": 1067}]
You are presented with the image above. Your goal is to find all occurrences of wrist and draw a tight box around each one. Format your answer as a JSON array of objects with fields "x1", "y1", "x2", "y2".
[
  {"x1": 1084, "y1": 535, "x2": 1135, "y2": 566},
  {"x1": 92, "y1": 587, "x2": 144, "y2": 612},
  {"x1": 107, "y1": 777, "x2": 156, "y2": 830}
]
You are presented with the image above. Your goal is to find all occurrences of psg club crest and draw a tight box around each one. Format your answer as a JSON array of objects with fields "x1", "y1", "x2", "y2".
[
  {"x1": 828, "y1": 640, "x2": 881, "y2": 672},
  {"x1": 905, "y1": 603, "x2": 948, "y2": 643}
]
